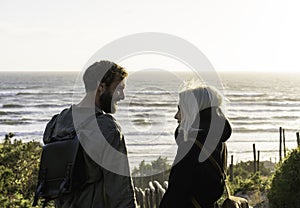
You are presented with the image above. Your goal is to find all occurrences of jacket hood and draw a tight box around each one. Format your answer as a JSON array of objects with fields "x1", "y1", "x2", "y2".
[
  {"x1": 43, "y1": 106, "x2": 103, "y2": 143},
  {"x1": 53, "y1": 107, "x2": 75, "y2": 138},
  {"x1": 203, "y1": 107, "x2": 231, "y2": 142},
  {"x1": 175, "y1": 107, "x2": 232, "y2": 145},
  {"x1": 43, "y1": 107, "x2": 74, "y2": 143}
]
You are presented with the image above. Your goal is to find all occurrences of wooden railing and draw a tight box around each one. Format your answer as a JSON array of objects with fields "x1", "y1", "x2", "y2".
[{"x1": 135, "y1": 180, "x2": 168, "y2": 208}]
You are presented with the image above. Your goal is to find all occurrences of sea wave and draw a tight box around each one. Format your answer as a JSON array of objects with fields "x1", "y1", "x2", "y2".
[
  {"x1": 234, "y1": 127, "x2": 279, "y2": 133},
  {"x1": 128, "y1": 102, "x2": 175, "y2": 107},
  {"x1": 271, "y1": 115, "x2": 300, "y2": 120},
  {"x1": 225, "y1": 92, "x2": 266, "y2": 97},
  {"x1": 231, "y1": 121, "x2": 272, "y2": 126},
  {"x1": 0, "y1": 110, "x2": 44, "y2": 115},
  {"x1": 228, "y1": 139, "x2": 296, "y2": 143},
  {"x1": 131, "y1": 113, "x2": 162, "y2": 118},
  {"x1": 229, "y1": 108, "x2": 300, "y2": 112},
  {"x1": 0, "y1": 92, "x2": 18, "y2": 97},
  {"x1": 17, "y1": 92, "x2": 74, "y2": 96},
  {"x1": 233, "y1": 127, "x2": 299, "y2": 133},
  {"x1": 228, "y1": 116, "x2": 267, "y2": 121},
  {"x1": 229, "y1": 101, "x2": 300, "y2": 107},
  {"x1": 227, "y1": 149, "x2": 279, "y2": 154},
  {"x1": 228, "y1": 97, "x2": 300, "y2": 102},
  {"x1": 125, "y1": 131, "x2": 172, "y2": 136},
  {"x1": 0, "y1": 119, "x2": 32, "y2": 125},
  {"x1": 131, "y1": 119, "x2": 156, "y2": 126},
  {"x1": 32, "y1": 104, "x2": 68, "y2": 108},
  {"x1": 128, "y1": 108, "x2": 160, "y2": 113},
  {"x1": 127, "y1": 90, "x2": 176, "y2": 96},
  {"x1": 2, "y1": 104, "x2": 24, "y2": 108},
  {"x1": 0, "y1": 111, "x2": 8, "y2": 115},
  {"x1": 229, "y1": 115, "x2": 300, "y2": 121},
  {"x1": 126, "y1": 143, "x2": 174, "y2": 146},
  {"x1": 14, "y1": 131, "x2": 43, "y2": 137},
  {"x1": 1, "y1": 103, "x2": 69, "y2": 108}
]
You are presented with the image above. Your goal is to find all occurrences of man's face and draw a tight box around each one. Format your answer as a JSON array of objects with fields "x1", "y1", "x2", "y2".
[{"x1": 100, "y1": 76, "x2": 125, "y2": 114}]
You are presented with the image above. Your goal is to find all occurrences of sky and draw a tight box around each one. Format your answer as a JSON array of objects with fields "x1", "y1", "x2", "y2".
[{"x1": 1, "y1": 0, "x2": 300, "y2": 72}]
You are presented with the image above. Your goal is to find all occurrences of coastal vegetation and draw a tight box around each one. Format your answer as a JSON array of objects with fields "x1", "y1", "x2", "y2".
[
  {"x1": 268, "y1": 147, "x2": 300, "y2": 208},
  {"x1": 0, "y1": 133, "x2": 41, "y2": 207},
  {"x1": 0, "y1": 133, "x2": 299, "y2": 207}
]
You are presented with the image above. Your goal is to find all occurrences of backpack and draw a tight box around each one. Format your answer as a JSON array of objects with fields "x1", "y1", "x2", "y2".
[{"x1": 33, "y1": 112, "x2": 98, "y2": 207}]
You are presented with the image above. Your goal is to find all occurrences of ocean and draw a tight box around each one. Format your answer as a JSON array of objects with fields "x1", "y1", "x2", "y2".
[{"x1": 0, "y1": 71, "x2": 299, "y2": 168}]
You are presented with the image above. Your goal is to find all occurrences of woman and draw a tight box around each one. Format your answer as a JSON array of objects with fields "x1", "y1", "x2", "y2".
[{"x1": 160, "y1": 84, "x2": 231, "y2": 208}]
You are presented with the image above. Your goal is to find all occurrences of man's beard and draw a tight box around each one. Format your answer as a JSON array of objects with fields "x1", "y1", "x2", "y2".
[{"x1": 99, "y1": 91, "x2": 116, "y2": 113}]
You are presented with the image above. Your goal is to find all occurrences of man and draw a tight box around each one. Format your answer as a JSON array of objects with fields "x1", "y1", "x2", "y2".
[{"x1": 43, "y1": 61, "x2": 137, "y2": 207}]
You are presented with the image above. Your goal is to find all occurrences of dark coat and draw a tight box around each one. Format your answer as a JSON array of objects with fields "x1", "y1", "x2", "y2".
[
  {"x1": 44, "y1": 106, "x2": 137, "y2": 208},
  {"x1": 160, "y1": 107, "x2": 231, "y2": 208}
]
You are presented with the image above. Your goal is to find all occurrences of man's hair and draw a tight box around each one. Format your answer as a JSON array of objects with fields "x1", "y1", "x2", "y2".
[{"x1": 83, "y1": 60, "x2": 128, "y2": 92}]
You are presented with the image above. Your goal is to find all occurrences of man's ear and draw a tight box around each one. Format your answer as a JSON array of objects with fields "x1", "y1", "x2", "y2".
[{"x1": 97, "y1": 82, "x2": 106, "y2": 95}]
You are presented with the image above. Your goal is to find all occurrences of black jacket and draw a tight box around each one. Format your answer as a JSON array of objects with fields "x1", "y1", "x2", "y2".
[{"x1": 160, "y1": 107, "x2": 231, "y2": 208}]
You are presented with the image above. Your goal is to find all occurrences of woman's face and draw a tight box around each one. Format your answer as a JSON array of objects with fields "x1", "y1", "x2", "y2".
[{"x1": 174, "y1": 105, "x2": 182, "y2": 124}]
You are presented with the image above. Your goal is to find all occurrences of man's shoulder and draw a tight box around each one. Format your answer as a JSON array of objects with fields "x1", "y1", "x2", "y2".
[
  {"x1": 97, "y1": 113, "x2": 116, "y2": 124},
  {"x1": 96, "y1": 114, "x2": 121, "y2": 133},
  {"x1": 95, "y1": 114, "x2": 125, "y2": 149}
]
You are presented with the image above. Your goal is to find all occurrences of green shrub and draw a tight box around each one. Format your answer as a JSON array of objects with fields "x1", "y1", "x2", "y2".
[
  {"x1": 230, "y1": 160, "x2": 273, "y2": 179},
  {"x1": 268, "y1": 147, "x2": 300, "y2": 208},
  {"x1": 132, "y1": 156, "x2": 171, "y2": 189},
  {"x1": 0, "y1": 133, "x2": 42, "y2": 207},
  {"x1": 231, "y1": 172, "x2": 271, "y2": 195}
]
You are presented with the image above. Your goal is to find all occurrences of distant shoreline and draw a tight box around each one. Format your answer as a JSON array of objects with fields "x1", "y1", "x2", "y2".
[{"x1": 0, "y1": 70, "x2": 299, "y2": 74}]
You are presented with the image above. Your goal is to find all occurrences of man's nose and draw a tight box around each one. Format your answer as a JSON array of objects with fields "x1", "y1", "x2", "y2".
[{"x1": 119, "y1": 90, "x2": 125, "y2": 100}]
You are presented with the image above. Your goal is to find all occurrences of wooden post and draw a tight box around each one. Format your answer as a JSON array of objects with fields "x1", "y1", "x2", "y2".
[
  {"x1": 134, "y1": 187, "x2": 140, "y2": 207},
  {"x1": 139, "y1": 188, "x2": 146, "y2": 208},
  {"x1": 151, "y1": 167, "x2": 153, "y2": 183},
  {"x1": 296, "y1": 132, "x2": 300, "y2": 147},
  {"x1": 141, "y1": 168, "x2": 144, "y2": 188},
  {"x1": 283, "y1": 129, "x2": 286, "y2": 157},
  {"x1": 153, "y1": 181, "x2": 165, "y2": 207},
  {"x1": 229, "y1": 155, "x2": 234, "y2": 182},
  {"x1": 163, "y1": 181, "x2": 168, "y2": 190},
  {"x1": 135, "y1": 187, "x2": 144, "y2": 208},
  {"x1": 148, "y1": 182, "x2": 155, "y2": 208},
  {"x1": 144, "y1": 188, "x2": 150, "y2": 208},
  {"x1": 257, "y1": 150, "x2": 260, "y2": 172},
  {"x1": 253, "y1": 144, "x2": 257, "y2": 173},
  {"x1": 279, "y1": 127, "x2": 282, "y2": 162}
]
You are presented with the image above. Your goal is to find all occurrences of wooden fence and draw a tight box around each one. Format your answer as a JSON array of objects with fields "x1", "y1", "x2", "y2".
[{"x1": 135, "y1": 180, "x2": 167, "y2": 208}]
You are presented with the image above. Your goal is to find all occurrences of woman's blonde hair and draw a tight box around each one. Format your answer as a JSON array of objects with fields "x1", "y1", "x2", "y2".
[{"x1": 178, "y1": 80, "x2": 225, "y2": 141}]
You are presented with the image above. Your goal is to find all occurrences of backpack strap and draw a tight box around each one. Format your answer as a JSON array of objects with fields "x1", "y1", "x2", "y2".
[
  {"x1": 193, "y1": 140, "x2": 231, "y2": 198},
  {"x1": 194, "y1": 140, "x2": 226, "y2": 179},
  {"x1": 191, "y1": 197, "x2": 202, "y2": 208}
]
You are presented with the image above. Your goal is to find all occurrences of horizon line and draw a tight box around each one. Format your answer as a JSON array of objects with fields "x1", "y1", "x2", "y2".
[{"x1": 0, "y1": 69, "x2": 299, "y2": 74}]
